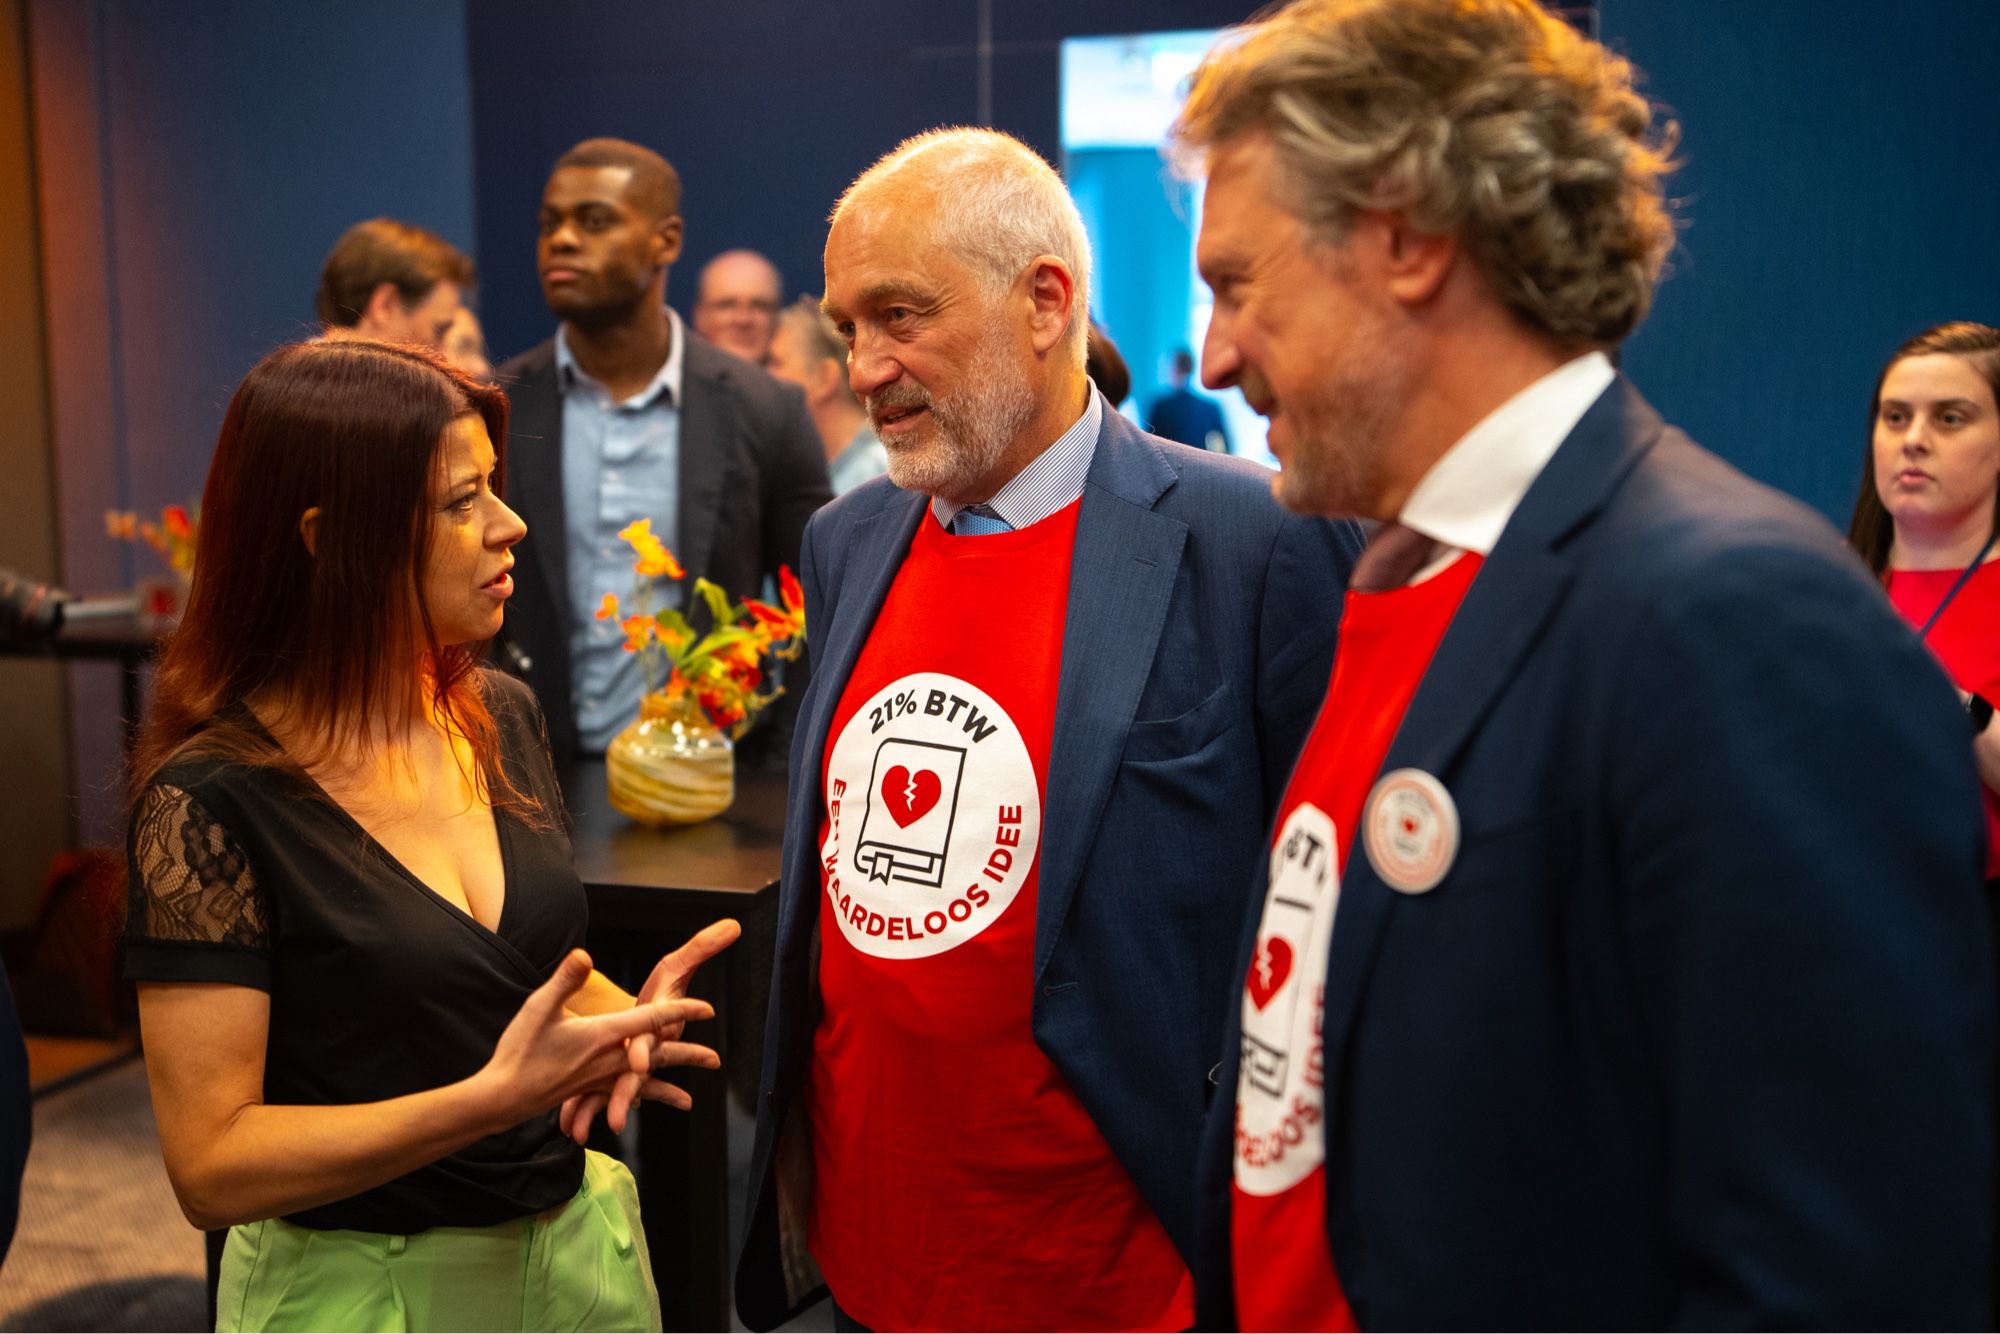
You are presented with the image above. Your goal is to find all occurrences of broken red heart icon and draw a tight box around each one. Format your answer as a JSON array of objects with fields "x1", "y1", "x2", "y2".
[
  {"x1": 1247, "y1": 937, "x2": 1294, "y2": 1010},
  {"x1": 881, "y1": 765, "x2": 942, "y2": 827}
]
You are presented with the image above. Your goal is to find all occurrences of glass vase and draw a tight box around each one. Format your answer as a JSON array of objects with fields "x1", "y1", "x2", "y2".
[{"x1": 606, "y1": 689, "x2": 735, "y2": 826}]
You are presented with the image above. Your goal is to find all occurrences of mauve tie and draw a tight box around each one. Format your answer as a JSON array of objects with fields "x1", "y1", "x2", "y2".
[{"x1": 1349, "y1": 521, "x2": 1439, "y2": 592}]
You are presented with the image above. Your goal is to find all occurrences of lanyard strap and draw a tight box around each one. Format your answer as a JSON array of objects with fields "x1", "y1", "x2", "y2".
[{"x1": 1918, "y1": 530, "x2": 1999, "y2": 640}]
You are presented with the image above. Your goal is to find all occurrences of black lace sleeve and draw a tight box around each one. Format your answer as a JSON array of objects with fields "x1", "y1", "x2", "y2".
[{"x1": 124, "y1": 782, "x2": 273, "y2": 989}]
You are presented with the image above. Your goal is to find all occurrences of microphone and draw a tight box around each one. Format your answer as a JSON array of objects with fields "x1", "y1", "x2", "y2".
[
  {"x1": 0, "y1": 568, "x2": 168, "y2": 646},
  {"x1": 0, "y1": 569, "x2": 64, "y2": 642}
]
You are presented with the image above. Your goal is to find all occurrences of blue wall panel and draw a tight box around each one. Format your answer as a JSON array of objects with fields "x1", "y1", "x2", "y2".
[
  {"x1": 72, "y1": 0, "x2": 477, "y2": 529},
  {"x1": 31, "y1": 0, "x2": 476, "y2": 842},
  {"x1": 467, "y1": 0, "x2": 1251, "y2": 363},
  {"x1": 1601, "y1": 0, "x2": 2000, "y2": 521}
]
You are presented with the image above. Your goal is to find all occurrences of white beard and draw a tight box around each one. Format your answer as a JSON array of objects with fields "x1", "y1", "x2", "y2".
[{"x1": 869, "y1": 321, "x2": 1038, "y2": 503}]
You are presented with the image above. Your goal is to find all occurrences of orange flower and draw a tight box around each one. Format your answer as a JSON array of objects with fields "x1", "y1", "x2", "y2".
[
  {"x1": 595, "y1": 592, "x2": 621, "y2": 621},
  {"x1": 635, "y1": 545, "x2": 683, "y2": 579},
  {"x1": 744, "y1": 598, "x2": 791, "y2": 632},
  {"x1": 779, "y1": 565, "x2": 804, "y2": 616},
  {"x1": 699, "y1": 687, "x2": 745, "y2": 728},
  {"x1": 618, "y1": 518, "x2": 685, "y2": 579},
  {"x1": 619, "y1": 615, "x2": 654, "y2": 652},
  {"x1": 104, "y1": 511, "x2": 138, "y2": 540},
  {"x1": 163, "y1": 505, "x2": 193, "y2": 540}
]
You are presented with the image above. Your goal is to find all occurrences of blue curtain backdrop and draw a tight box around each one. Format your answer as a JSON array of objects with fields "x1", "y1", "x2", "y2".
[
  {"x1": 1602, "y1": 0, "x2": 2000, "y2": 522},
  {"x1": 464, "y1": 0, "x2": 1255, "y2": 366}
]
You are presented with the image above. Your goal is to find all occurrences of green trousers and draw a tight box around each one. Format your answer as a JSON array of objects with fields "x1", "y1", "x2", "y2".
[{"x1": 216, "y1": 1150, "x2": 661, "y2": 1332}]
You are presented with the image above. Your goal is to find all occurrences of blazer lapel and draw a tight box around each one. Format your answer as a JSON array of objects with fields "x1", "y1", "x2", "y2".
[
  {"x1": 777, "y1": 489, "x2": 926, "y2": 975},
  {"x1": 508, "y1": 353, "x2": 570, "y2": 622},
  {"x1": 801, "y1": 490, "x2": 929, "y2": 804},
  {"x1": 1315, "y1": 376, "x2": 1666, "y2": 1108},
  {"x1": 676, "y1": 339, "x2": 733, "y2": 596},
  {"x1": 1035, "y1": 416, "x2": 1186, "y2": 979}
]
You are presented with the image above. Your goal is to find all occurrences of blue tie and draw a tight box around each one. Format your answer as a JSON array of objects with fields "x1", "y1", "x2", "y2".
[{"x1": 951, "y1": 503, "x2": 1012, "y2": 536}]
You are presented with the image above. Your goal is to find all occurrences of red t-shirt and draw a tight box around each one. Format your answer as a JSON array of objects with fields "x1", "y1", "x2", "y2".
[
  {"x1": 1232, "y1": 551, "x2": 1484, "y2": 1332},
  {"x1": 1888, "y1": 560, "x2": 2000, "y2": 878},
  {"x1": 807, "y1": 502, "x2": 1195, "y2": 1332}
]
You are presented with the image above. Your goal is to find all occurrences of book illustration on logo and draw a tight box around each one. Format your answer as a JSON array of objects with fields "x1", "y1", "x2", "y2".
[
  {"x1": 1240, "y1": 894, "x2": 1313, "y2": 1099},
  {"x1": 853, "y1": 738, "x2": 967, "y2": 887}
]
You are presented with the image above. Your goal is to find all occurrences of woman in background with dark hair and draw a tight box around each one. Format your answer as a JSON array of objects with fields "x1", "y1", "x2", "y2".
[
  {"x1": 125, "y1": 339, "x2": 733, "y2": 1332},
  {"x1": 1849, "y1": 321, "x2": 2000, "y2": 884}
]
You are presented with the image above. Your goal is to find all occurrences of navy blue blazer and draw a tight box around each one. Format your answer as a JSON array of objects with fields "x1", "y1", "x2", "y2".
[
  {"x1": 733, "y1": 409, "x2": 1363, "y2": 1329},
  {"x1": 1194, "y1": 378, "x2": 1995, "y2": 1329}
]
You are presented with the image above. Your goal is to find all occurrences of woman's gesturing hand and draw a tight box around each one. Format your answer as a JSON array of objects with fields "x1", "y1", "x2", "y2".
[
  {"x1": 480, "y1": 948, "x2": 717, "y2": 1131},
  {"x1": 558, "y1": 918, "x2": 742, "y2": 1142}
]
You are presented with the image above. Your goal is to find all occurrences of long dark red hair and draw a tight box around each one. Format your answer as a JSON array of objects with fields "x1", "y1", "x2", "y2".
[{"x1": 131, "y1": 338, "x2": 535, "y2": 815}]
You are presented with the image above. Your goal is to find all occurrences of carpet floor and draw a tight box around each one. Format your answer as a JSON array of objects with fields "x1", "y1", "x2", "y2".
[{"x1": 0, "y1": 1055, "x2": 205, "y2": 1331}]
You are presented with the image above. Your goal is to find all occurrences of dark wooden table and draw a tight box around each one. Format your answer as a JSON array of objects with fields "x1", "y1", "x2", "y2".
[{"x1": 561, "y1": 759, "x2": 786, "y2": 1333}]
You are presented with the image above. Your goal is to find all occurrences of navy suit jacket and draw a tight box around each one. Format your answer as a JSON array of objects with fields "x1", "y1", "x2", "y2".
[
  {"x1": 495, "y1": 330, "x2": 831, "y2": 763},
  {"x1": 1194, "y1": 378, "x2": 1995, "y2": 1329},
  {"x1": 733, "y1": 408, "x2": 1364, "y2": 1329}
]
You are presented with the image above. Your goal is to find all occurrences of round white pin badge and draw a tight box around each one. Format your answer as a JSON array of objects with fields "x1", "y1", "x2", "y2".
[{"x1": 1362, "y1": 768, "x2": 1460, "y2": 894}]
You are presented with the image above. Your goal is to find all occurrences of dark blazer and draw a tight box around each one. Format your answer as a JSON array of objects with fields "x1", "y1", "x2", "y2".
[
  {"x1": 1193, "y1": 378, "x2": 1995, "y2": 1329},
  {"x1": 495, "y1": 329, "x2": 831, "y2": 761},
  {"x1": 733, "y1": 409, "x2": 1364, "y2": 1329}
]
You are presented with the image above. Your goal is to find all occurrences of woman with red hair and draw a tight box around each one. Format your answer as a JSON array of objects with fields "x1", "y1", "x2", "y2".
[{"x1": 124, "y1": 338, "x2": 731, "y2": 1331}]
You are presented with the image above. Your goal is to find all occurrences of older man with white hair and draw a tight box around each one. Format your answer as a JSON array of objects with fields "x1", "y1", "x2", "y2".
[{"x1": 732, "y1": 128, "x2": 1361, "y2": 1332}]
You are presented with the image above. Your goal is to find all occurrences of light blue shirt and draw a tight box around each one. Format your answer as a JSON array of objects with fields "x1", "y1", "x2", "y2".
[
  {"x1": 828, "y1": 424, "x2": 890, "y2": 496},
  {"x1": 557, "y1": 310, "x2": 686, "y2": 753},
  {"x1": 929, "y1": 384, "x2": 1103, "y2": 532}
]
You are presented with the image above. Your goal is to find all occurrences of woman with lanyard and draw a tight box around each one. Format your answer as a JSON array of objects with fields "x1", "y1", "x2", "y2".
[
  {"x1": 124, "y1": 339, "x2": 736, "y2": 1331},
  {"x1": 1849, "y1": 321, "x2": 2000, "y2": 886}
]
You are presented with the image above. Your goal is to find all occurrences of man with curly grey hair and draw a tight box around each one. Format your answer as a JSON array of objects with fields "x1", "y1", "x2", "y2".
[
  {"x1": 1174, "y1": 0, "x2": 1992, "y2": 1327},
  {"x1": 733, "y1": 127, "x2": 1362, "y2": 1331}
]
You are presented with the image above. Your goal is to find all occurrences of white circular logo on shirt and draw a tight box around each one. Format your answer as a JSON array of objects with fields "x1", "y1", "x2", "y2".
[
  {"x1": 821, "y1": 672, "x2": 1041, "y2": 960},
  {"x1": 1236, "y1": 802, "x2": 1341, "y2": 1196}
]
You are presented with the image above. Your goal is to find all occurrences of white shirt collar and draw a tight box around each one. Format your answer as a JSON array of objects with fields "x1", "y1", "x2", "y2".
[
  {"x1": 554, "y1": 305, "x2": 686, "y2": 409},
  {"x1": 1398, "y1": 350, "x2": 1615, "y2": 557},
  {"x1": 931, "y1": 382, "x2": 1103, "y2": 532}
]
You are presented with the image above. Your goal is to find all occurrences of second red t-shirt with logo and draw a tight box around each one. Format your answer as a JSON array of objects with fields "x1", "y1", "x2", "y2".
[
  {"x1": 806, "y1": 502, "x2": 1194, "y2": 1332},
  {"x1": 1232, "y1": 551, "x2": 1484, "y2": 1331}
]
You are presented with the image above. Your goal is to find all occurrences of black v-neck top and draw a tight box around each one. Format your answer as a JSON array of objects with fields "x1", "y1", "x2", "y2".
[{"x1": 123, "y1": 670, "x2": 587, "y2": 1233}]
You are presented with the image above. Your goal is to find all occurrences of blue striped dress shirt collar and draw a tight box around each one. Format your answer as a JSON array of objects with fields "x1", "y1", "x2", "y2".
[{"x1": 930, "y1": 383, "x2": 1103, "y2": 533}]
